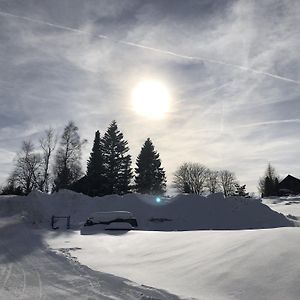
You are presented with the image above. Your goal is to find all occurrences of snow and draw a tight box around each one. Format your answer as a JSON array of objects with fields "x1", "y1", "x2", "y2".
[
  {"x1": 1, "y1": 191, "x2": 299, "y2": 299},
  {"x1": 263, "y1": 196, "x2": 300, "y2": 220},
  {"x1": 0, "y1": 190, "x2": 293, "y2": 230},
  {"x1": 0, "y1": 216, "x2": 182, "y2": 299},
  {"x1": 47, "y1": 227, "x2": 300, "y2": 300}
]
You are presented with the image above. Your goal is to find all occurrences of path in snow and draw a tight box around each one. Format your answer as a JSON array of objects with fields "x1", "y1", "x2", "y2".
[{"x1": 0, "y1": 217, "x2": 186, "y2": 300}]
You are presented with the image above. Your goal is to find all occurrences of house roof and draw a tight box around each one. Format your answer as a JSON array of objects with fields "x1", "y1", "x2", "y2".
[{"x1": 279, "y1": 174, "x2": 300, "y2": 184}]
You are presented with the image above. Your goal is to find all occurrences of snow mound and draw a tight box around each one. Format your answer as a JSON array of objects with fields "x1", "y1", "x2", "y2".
[{"x1": 0, "y1": 190, "x2": 292, "y2": 230}]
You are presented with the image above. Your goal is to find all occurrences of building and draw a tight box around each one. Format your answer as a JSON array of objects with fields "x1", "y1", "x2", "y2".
[{"x1": 279, "y1": 175, "x2": 300, "y2": 195}]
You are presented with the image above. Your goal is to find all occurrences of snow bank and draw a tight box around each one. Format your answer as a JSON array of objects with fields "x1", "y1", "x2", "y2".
[{"x1": 0, "y1": 190, "x2": 292, "y2": 230}]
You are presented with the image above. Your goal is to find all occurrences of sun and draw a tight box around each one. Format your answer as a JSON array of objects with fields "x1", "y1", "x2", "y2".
[{"x1": 131, "y1": 80, "x2": 170, "y2": 119}]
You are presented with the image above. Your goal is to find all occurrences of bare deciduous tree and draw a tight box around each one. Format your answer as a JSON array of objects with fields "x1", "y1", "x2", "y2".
[
  {"x1": 206, "y1": 170, "x2": 220, "y2": 193},
  {"x1": 219, "y1": 169, "x2": 237, "y2": 197},
  {"x1": 12, "y1": 140, "x2": 42, "y2": 195},
  {"x1": 173, "y1": 162, "x2": 208, "y2": 195},
  {"x1": 53, "y1": 121, "x2": 86, "y2": 191},
  {"x1": 39, "y1": 128, "x2": 57, "y2": 193}
]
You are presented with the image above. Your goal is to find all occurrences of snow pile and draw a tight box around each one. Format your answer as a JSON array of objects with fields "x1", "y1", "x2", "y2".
[{"x1": 0, "y1": 190, "x2": 293, "y2": 230}]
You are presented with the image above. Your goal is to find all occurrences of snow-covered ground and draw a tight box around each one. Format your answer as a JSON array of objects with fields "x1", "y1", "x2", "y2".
[
  {"x1": 1, "y1": 192, "x2": 300, "y2": 299},
  {"x1": 0, "y1": 216, "x2": 182, "y2": 300},
  {"x1": 47, "y1": 227, "x2": 300, "y2": 300},
  {"x1": 263, "y1": 196, "x2": 300, "y2": 220}
]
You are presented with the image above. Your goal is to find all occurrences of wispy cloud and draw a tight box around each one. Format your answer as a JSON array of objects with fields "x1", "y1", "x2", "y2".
[
  {"x1": 0, "y1": 0, "x2": 299, "y2": 192},
  {"x1": 0, "y1": 9, "x2": 299, "y2": 85}
]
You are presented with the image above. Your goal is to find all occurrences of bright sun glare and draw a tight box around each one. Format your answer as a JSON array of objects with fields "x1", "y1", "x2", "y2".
[{"x1": 131, "y1": 80, "x2": 170, "y2": 119}]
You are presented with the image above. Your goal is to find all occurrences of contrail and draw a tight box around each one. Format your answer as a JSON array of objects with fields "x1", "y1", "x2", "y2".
[
  {"x1": 1, "y1": 10, "x2": 300, "y2": 85},
  {"x1": 236, "y1": 119, "x2": 300, "y2": 129}
]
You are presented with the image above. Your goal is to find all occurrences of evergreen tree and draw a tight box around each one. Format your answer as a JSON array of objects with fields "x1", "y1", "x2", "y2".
[
  {"x1": 101, "y1": 121, "x2": 133, "y2": 194},
  {"x1": 234, "y1": 183, "x2": 249, "y2": 197},
  {"x1": 259, "y1": 163, "x2": 280, "y2": 197},
  {"x1": 117, "y1": 155, "x2": 133, "y2": 194},
  {"x1": 86, "y1": 130, "x2": 106, "y2": 196},
  {"x1": 274, "y1": 177, "x2": 279, "y2": 196},
  {"x1": 264, "y1": 176, "x2": 272, "y2": 197},
  {"x1": 135, "y1": 138, "x2": 166, "y2": 194}
]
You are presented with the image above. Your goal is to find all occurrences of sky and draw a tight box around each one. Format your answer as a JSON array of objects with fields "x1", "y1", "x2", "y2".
[{"x1": 0, "y1": 0, "x2": 299, "y2": 193}]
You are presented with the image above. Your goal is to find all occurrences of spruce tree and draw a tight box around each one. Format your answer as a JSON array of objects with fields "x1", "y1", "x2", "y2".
[
  {"x1": 101, "y1": 121, "x2": 133, "y2": 194},
  {"x1": 259, "y1": 163, "x2": 280, "y2": 197},
  {"x1": 135, "y1": 138, "x2": 166, "y2": 194},
  {"x1": 86, "y1": 130, "x2": 106, "y2": 196},
  {"x1": 264, "y1": 176, "x2": 272, "y2": 197}
]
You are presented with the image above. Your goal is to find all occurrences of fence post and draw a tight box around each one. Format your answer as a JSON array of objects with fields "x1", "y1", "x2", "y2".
[{"x1": 51, "y1": 215, "x2": 54, "y2": 229}]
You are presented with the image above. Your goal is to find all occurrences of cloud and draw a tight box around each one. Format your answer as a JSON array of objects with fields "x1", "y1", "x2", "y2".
[
  {"x1": 1, "y1": 7, "x2": 299, "y2": 85},
  {"x1": 0, "y1": 0, "x2": 299, "y2": 193}
]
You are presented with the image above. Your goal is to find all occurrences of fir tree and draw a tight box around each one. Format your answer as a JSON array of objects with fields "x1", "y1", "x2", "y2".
[
  {"x1": 86, "y1": 130, "x2": 106, "y2": 196},
  {"x1": 259, "y1": 163, "x2": 280, "y2": 197},
  {"x1": 101, "y1": 121, "x2": 133, "y2": 194},
  {"x1": 135, "y1": 138, "x2": 166, "y2": 194},
  {"x1": 264, "y1": 176, "x2": 272, "y2": 197},
  {"x1": 274, "y1": 177, "x2": 279, "y2": 196}
]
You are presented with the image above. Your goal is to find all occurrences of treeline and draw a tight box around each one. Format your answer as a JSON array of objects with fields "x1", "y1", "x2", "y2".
[
  {"x1": 1, "y1": 120, "x2": 166, "y2": 196},
  {"x1": 1, "y1": 120, "x2": 251, "y2": 197},
  {"x1": 173, "y1": 162, "x2": 248, "y2": 197}
]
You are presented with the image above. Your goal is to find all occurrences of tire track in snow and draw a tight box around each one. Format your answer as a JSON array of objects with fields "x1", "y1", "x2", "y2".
[
  {"x1": 12, "y1": 262, "x2": 27, "y2": 299},
  {"x1": 20, "y1": 266, "x2": 26, "y2": 299},
  {"x1": 0, "y1": 265, "x2": 8, "y2": 285},
  {"x1": 2, "y1": 263, "x2": 12, "y2": 289},
  {"x1": 35, "y1": 269, "x2": 43, "y2": 300}
]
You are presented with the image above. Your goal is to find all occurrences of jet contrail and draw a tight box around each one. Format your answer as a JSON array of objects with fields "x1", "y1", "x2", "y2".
[
  {"x1": 236, "y1": 119, "x2": 300, "y2": 129},
  {"x1": 0, "y1": 10, "x2": 300, "y2": 85}
]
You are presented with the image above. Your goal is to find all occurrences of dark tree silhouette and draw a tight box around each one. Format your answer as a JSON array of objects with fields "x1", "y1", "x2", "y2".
[
  {"x1": 234, "y1": 184, "x2": 249, "y2": 197},
  {"x1": 258, "y1": 163, "x2": 280, "y2": 197},
  {"x1": 135, "y1": 138, "x2": 166, "y2": 194},
  {"x1": 1, "y1": 175, "x2": 24, "y2": 195},
  {"x1": 53, "y1": 121, "x2": 86, "y2": 191},
  {"x1": 219, "y1": 170, "x2": 237, "y2": 197},
  {"x1": 206, "y1": 170, "x2": 220, "y2": 194},
  {"x1": 101, "y1": 121, "x2": 133, "y2": 194},
  {"x1": 173, "y1": 162, "x2": 208, "y2": 195},
  {"x1": 86, "y1": 130, "x2": 106, "y2": 196},
  {"x1": 9, "y1": 140, "x2": 42, "y2": 195},
  {"x1": 39, "y1": 128, "x2": 57, "y2": 193}
]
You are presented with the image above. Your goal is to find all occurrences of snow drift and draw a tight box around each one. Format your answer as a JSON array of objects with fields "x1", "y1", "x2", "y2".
[
  {"x1": 48, "y1": 227, "x2": 300, "y2": 300},
  {"x1": 0, "y1": 190, "x2": 292, "y2": 230}
]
